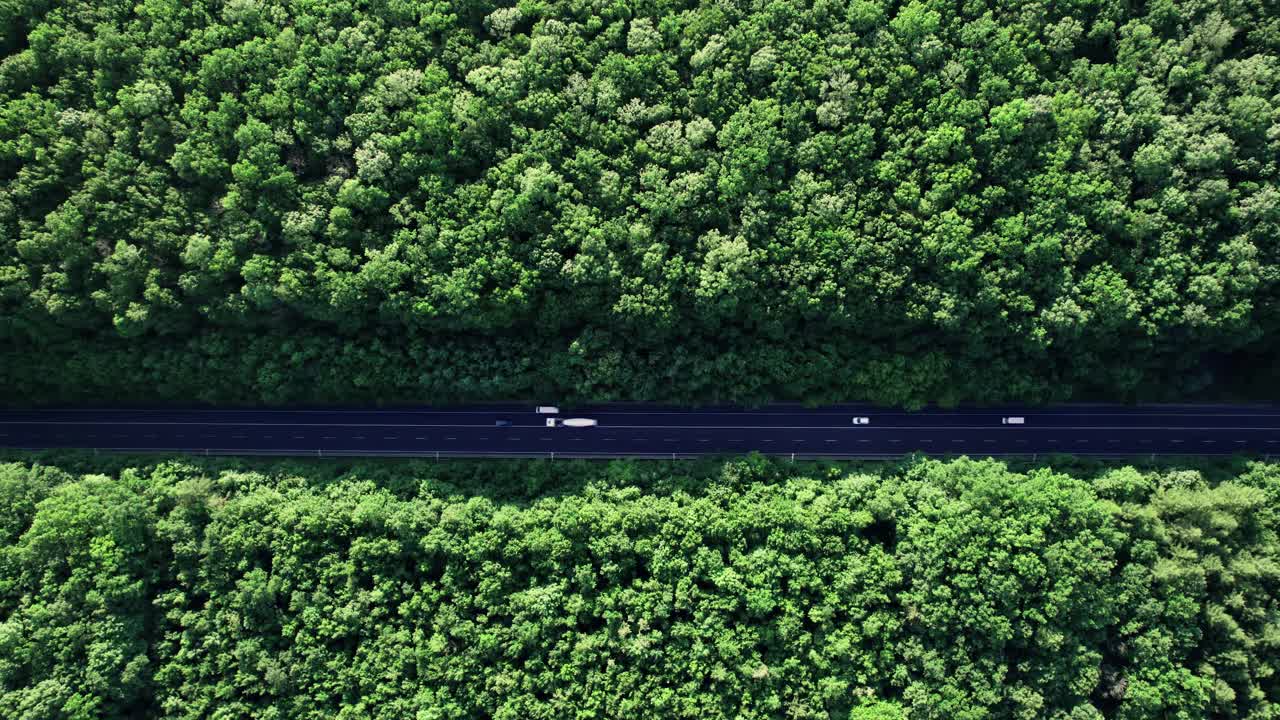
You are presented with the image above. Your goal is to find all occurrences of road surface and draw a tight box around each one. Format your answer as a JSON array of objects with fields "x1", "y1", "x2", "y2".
[{"x1": 2, "y1": 405, "x2": 1278, "y2": 459}]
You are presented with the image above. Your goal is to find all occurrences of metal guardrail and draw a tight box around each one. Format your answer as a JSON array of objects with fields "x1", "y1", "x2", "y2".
[{"x1": 4, "y1": 447, "x2": 1272, "y2": 462}]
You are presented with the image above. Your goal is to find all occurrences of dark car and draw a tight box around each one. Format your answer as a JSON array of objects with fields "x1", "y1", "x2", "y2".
[{"x1": 495, "y1": 419, "x2": 513, "y2": 427}]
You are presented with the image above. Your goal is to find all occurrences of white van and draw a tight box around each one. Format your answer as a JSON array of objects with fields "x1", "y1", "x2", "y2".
[
  {"x1": 547, "y1": 418, "x2": 598, "y2": 427},
  {"x1": 536, "y1": 406, "x2": 560, "y2": 414},
  {"x1": 1002, "y1": 417, "x2": 1026, "y2": 425}
]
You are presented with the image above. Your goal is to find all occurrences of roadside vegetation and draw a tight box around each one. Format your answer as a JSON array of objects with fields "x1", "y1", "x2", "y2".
[
  {"x1": 3, "y1": 0, "x2": 1280, "y2": 406},
  {"x1": 1, "y1": 454, "x2": 1277, "y2": 718}
]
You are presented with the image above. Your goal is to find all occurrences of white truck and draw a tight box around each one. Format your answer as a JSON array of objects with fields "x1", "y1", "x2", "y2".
[{"x1": 546, "y1": 418, "x2": 598, "y2": 427}]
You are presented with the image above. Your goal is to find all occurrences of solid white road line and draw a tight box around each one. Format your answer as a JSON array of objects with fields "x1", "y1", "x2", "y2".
[{"x1": 19, "y1": 409, "x2": 1280, "y2": 417}]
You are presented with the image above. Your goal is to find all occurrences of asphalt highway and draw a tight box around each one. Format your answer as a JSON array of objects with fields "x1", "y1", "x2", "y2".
[{"x1": 2, "y1": 405, "x2": 1279, "y2": 459}]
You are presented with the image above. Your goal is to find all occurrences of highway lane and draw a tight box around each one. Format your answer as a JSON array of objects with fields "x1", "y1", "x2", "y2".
[
  {"x1": 4, "y1": 405, "x2": 1279, "y2": 427},
  {"x1": 2, "y1": 406, "x2": 1279, "y2": 458}
]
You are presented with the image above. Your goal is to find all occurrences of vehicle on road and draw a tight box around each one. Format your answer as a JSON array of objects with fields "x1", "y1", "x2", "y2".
[
  {"x1": 536, "y1": 406, "x2": 560, "y2": 414},
  {"x1": 852, "y1": 417, "x2": 870, "y2": 424},
  {"x1": 1002, "y1": 417, "x2": 1025, "y2": 425},
  {"x1": 547, "y1": 418, "x2": 598, "y2": 427},
  {"x1": 495, "y1": 419, "x2": 513, "y2": 427}
]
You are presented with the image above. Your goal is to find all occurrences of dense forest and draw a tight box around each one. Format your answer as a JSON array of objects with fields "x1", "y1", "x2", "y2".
[
  {"x1": 0, "y1": 454, "x2": 1277, "y2": 718},
  {"x1": 2, "y1": 0, "x2": 1279, "y2": 406}
]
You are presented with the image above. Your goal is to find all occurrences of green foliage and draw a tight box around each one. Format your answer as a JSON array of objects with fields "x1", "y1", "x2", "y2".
[
  {"x1": 0, "y1": 466, "x2": 158, "y2": 719},
  {"x1": 1, "y1": 456, "x2": 1277, "y2": 718},
  {"x1": 3, "y1": 0, "x2": 1280, "y2": 406}
]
